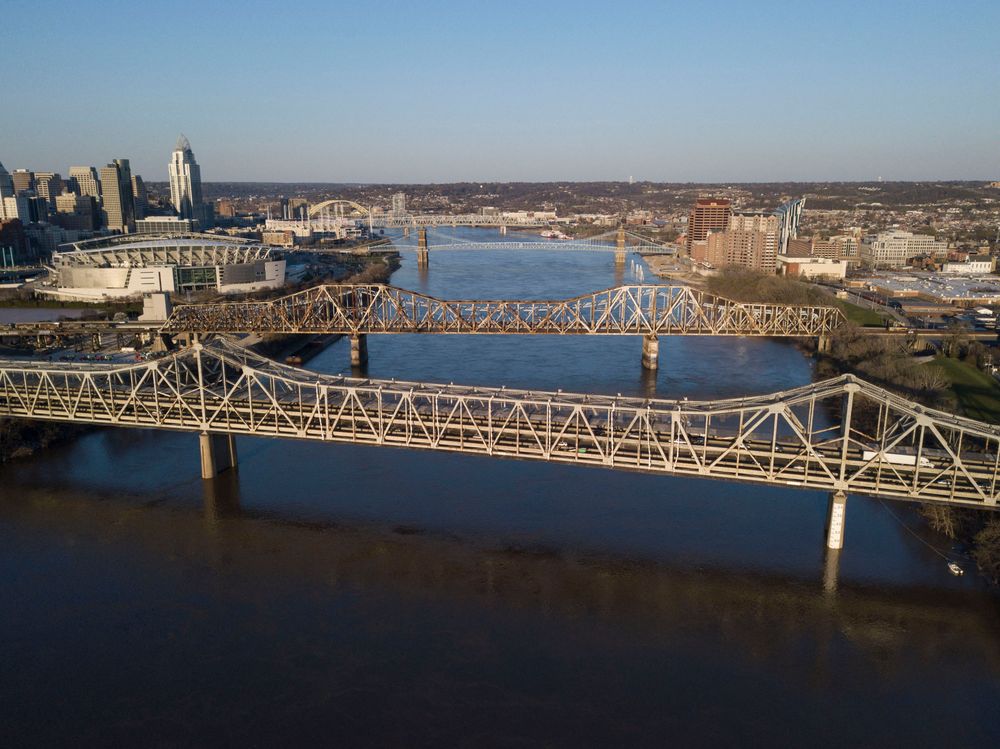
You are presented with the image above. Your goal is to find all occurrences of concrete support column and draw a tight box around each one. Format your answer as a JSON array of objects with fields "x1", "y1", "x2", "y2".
[
  {"x1": 615, "y1": 225, "x2": 626, "y2": 266},
  {"x1": 200, "y1": 432, "x2": 238, "y2": 480},
  {"x1": 825, "y1": 490, "x2": 847, "y2": 550},
  {"x1": 499, "y1": 224, "x2": 507, "y2": 235},
  {"x1": 350, "y1": 333, "x2": 369, "y2": 367},
  {"x1": 817, "y1": 334, "x2": 831, "y2": 353},
  {"x1": 641, "y1": 335, "x2": 659, "y2": 370},
  {"x1": 417, "y1": 227, "x2": 429, "y2": 268},
  {"x1": 402, "y1": 226, "x2": 410, "y2": 238}
]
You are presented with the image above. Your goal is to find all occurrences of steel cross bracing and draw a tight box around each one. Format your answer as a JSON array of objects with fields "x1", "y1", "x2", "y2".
[
  {"x1": 161, "y1": 284, "x2": 845, "y2": 337},
  {"x1": 0, "y1": 338, "x2": 997, "y2": 509}
]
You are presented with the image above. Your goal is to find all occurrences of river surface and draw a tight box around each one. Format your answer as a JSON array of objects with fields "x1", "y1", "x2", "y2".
[{"x1": 2, "y1": 228, "x2": 999, "y2": 746}]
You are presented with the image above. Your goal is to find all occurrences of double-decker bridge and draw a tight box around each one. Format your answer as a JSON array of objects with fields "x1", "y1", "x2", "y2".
[{"x1": 0, "y1": 337, "x2": 998, "y2": 556}]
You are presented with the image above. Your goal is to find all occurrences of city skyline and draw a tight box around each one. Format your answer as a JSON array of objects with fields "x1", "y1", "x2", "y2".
[{"x1": 4, "y1": 0, "x2": 998, "y2": 183}]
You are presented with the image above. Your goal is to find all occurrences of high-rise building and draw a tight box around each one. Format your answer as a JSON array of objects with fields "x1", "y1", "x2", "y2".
[
  {"x1": 726, "y1": 212, "x2": 780, "y2": 272},
  {"x1": 168, "y1": 134, "x2": 204, "y2": 220},
  {"x1": 392, "y1": 192, "x2": 407, "y2": 216},
  {"x1": 131, "y1": 174, "x2": 147, "y2": 220},
  {"x1": 54, "y1": 193, "x2": 100, "y2": 231},
  {"x1": 773, "y1": 198, "x2": 805, "y2": 256},
  {"x1": 34, "y1": 172, "x2": 65, "y2": 208},
  {"x1": 68, "y1": 166, "x2": 102, "y2": 199},
  {"x1": 862, "y1": 230, "x2": 947, "y2": 268},
  {"x1": 0, "y1": 162, "x2": 15, "y2": 220},
  {"x1": 686, "y1": 198, "x2": 731, "y2": 251},
  {"x1": 11, "y1": 169, "x2": 34, "y2": 195},
  {"x1": 99, "y1": 159, "x2": 136, "y2": 233}
]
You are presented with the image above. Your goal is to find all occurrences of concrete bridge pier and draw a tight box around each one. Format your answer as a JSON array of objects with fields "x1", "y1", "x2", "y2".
[
  {"x1": 499, "y1": 224, "x2": 507, "y2": 235},
  {"x1": 641, "y1": 335, "x2": 659, "y2": 370},
  {"x1": 350, "y1": 333, "x2": 369, "y2": 366},
  {"x1": 825, "y1": 490, "x2": 847, "y2": 549},
  {"x1": 199, "y1": 432, "x2": 238, "y2": 480},
  {"x1": 417, "y1": 227, "x2": 429, "y2": 268},
  {"x1": 403, "y1": 226, "x2": 410, "y2": 238},
  {"x1": 817, "y1": 334, "x2": 831, "y2": 353},
  {"x1": 615, "y1": 225, "x2": 627, "y2": 266},
  {"x1": 823, "y1": 548, "x2": 842, "y2": 594}
]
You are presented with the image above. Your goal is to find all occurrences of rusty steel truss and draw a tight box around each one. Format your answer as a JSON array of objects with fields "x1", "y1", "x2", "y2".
[
  {"x1": 162, "y1": 284, "x2": 845, "y2": 337},
  {"x1": 0, "y1": 338, "x2": 996, "y2": 508}
]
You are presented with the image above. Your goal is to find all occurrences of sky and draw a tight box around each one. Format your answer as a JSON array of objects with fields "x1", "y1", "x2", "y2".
[{"x1": 2, "y1": 0, "x2": 998, "y2": 183}]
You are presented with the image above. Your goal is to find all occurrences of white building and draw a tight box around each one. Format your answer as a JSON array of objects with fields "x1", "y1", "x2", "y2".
[
  {"x1": 776, "y1": 255, "x2": 848, "y2": 280},
  {"x1": 862, "y1": 230, "x2": 948, "y2": 268},
  {"x1": 168, "y1": 135, "x2": 204, "y2": 221},
  {"x1": 43, "y1": 235, "x2": 286, "y2": 301},
  {"x1": 942, "y1": 256, "x2": 994, "y2": 275}
]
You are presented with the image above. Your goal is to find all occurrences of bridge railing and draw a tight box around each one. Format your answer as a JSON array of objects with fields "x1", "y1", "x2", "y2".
[{"x1": 0, "y1": 338, "x2": 996, "y2": 507}]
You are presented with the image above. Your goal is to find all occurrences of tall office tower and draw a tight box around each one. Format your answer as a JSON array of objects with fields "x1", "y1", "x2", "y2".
[
  {"x1": 34, "y1": 172, "x2": 65, "y2": 208},
  {"x1": 391, "y1": 191, "x2": 407, "y2": 216},
  {"x1": 773, "y1": 198, "x2": 805, "y2": 256},
  {"x1": 0, "y1": 161, "x2": 14, "y2": 220},
  {"x1": 686, "y1": 198, "x2": 731, "y2": 250},
  {"x1": 69, "y1": 166, "x2": 102, "y2": 199},
  {"x1": 168, "y1": 134, "x2": 204, "y2": 220},
  {"x1": 11, "y1": 169, "x2": 34, "y2": 194},
  {"x1": 99, "y1": 159, "x2": 136, "y2": 233},
  {"x1": 131, "y1": 174, "x2": 147, "y2": 220}
]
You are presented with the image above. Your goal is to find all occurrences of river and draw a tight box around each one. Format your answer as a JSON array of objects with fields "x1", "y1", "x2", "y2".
[{"x1": 1, "y1": 228, "x2": 999, "y2": 746}]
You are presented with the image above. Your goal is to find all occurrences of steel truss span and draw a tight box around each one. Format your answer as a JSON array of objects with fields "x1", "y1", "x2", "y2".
[
  {"x1": 0, "y1": 338, "x2": 997, "y2": 508},
  {"x1": 162, "y1": 284, "x2": 845, "y2": 337}
]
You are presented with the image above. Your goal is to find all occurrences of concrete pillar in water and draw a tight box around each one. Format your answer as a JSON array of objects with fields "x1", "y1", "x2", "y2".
[
  {"x1": 825, "y1": 490, "x2": 847, "y2": 550},
  {"x1": 350, "y1": 333, "x2": 368, "y2": 366},
  {"x1": 641, "y1": 335, "x2": 659, "y2": 370},
  {"x1": 499, "y1": 224, "x2": 507, "y2": 235},
  {"x1": 403, "y1": 226, "x2": 410, "y2": 238},
  {"x1": 615, "y1": 224, "x2": 627, "y2": 266},
  {"x1": 417, "y1": 227, "x2": 429, "y2": 268},
  {"x1": 199, "y1": 432, "x2": 238, "y2": 480},
  {"x1": 822, "y1": 548, "x2": 841, "y2": 594}
]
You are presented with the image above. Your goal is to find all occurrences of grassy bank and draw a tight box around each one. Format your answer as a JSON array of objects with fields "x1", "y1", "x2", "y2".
[
  {"x1": 928, "y1": 356, "x2": 1000, "y2": 423},
  {"x1": 833, "y1": 299, "x2": 885, "y2": 327}
]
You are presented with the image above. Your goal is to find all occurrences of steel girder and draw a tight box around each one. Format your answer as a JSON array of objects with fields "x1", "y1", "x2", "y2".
[{"x1": 0, "y1": 339, "x2": 996, "y2": 508}]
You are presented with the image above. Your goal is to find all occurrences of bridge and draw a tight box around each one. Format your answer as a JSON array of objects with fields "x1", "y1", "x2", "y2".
[
  {"x1": 1, "y1": 337, "x2": 998, "y2": 555},
  {"x1": 160, "y1": 282, "x2": 845, "y2": 369},
  {"x1": 307, "y1": 199, "x2": 557, "y2": 229}
]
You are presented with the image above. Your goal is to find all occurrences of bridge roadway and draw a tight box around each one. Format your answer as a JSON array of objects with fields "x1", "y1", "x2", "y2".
[{"x1": 0, "y1": 337, "x2": 997, "y2": 526}]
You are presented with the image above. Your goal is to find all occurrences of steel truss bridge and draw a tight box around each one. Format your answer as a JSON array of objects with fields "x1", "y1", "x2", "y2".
[
  {"x1": 161, "y1": 284, "x2": 844, "y2": 337},
  {"x1": 0, "y1": 337, "x2": 997, "y2": 509},
  {"x1": 391, "y1": 227, "x2": 677, "y2": 254}
]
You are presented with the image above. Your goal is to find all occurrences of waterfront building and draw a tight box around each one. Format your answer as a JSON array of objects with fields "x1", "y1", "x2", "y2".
[
  {"x1": 776, "y1": 255, "x2": 848, "y2": 279},
  {"x1": 686, "y1": 198, "x2": 731, "y2": 251},
  {"x1": 99, "y1": 159, "x2": 136, "y2": 233},
  {"x1": 168, "y1": 134, "x2": 204, "y2": 221},
  {"x1": 68, "y1": 166, "x2": 102, "y2": 199},
  {"x1": 862, "y1": 230, "x2": 948, "y2": 268},
  {"x1": 45, "y1": 235, "x2": 286, "y2": 301},
  {"x1": 726, "y1": 212, "x2": 780, "y2": 272}
]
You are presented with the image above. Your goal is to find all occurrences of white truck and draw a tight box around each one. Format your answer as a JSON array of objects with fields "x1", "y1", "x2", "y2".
[{"x1": 863, "y1": 450, "x2": 932, "y2": 468}]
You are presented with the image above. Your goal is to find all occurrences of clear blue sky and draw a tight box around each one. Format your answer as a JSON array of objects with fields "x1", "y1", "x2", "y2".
[{"x1": 3, "y1": 0, "x2": 998, "y2": 182}]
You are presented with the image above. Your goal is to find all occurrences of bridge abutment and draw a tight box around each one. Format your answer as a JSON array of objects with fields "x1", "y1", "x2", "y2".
[
  {"x1": 199, "y1": 432, "x2": 238, "y2": 480},
  {"x1": 641, "y1": 335, "x2": 659, "y2": 370},
  {"x1": 350, "y1": 334, "x2": 369, "y2": 367},
  {"x1": 825, "y1": 490, "x2": 847, "y2": 549}
]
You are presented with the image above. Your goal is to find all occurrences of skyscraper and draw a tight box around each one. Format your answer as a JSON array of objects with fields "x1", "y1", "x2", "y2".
[
  {"x1": 168, "y1": 134, "x2": 204, "y2": 221},
  {"x1": 68, "y1": 166, "x2": 102, "y2": 199},
  {"x1": 686, "y1": 198, "x2": 731, "y2": 251},
  {"x1": 11, "y1": 169, "x2": 34, "y2": 195},
  {"x1": 99, "y1": 159, "x2": 136, "y2": 233},
  {"x1": 34, "y1": 172, "x2": 65, "y2": 208},
  {"x1": 0, "y1": 162, "x2": 14, "y2": 220},
  {"x1": 392, "y1": 192, "x2": 407, "y2": 216},
  {"x1": 131, "y1": 174, "x2": 147, "y2": 220}
]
